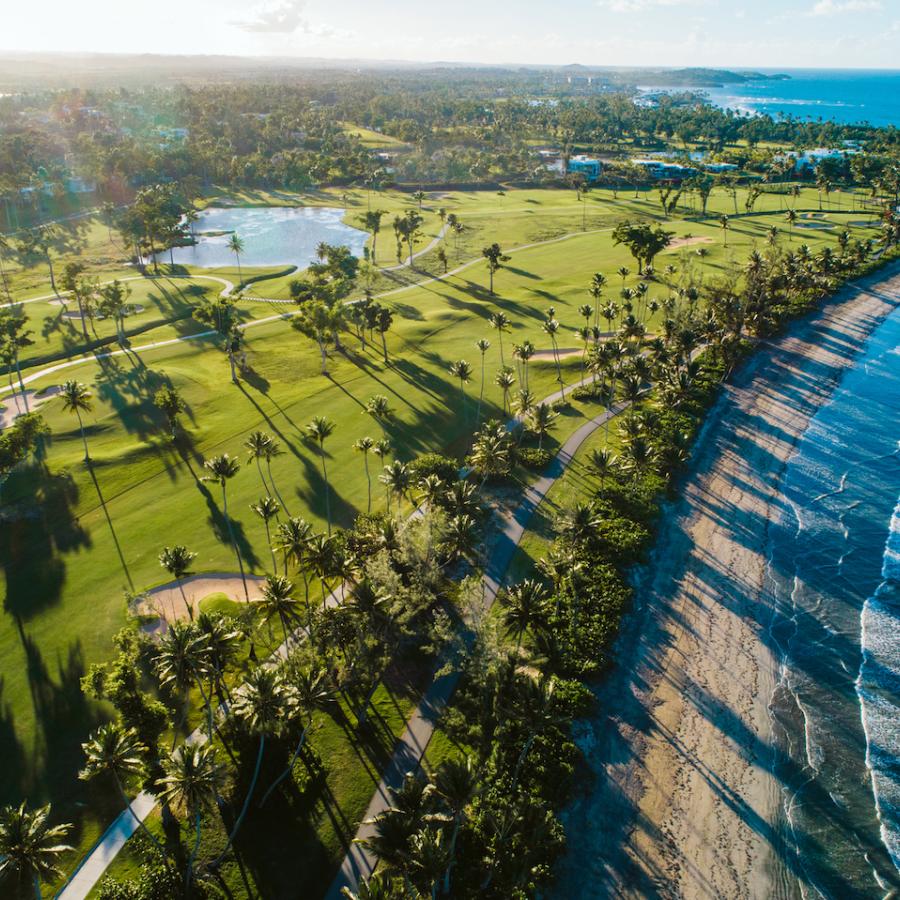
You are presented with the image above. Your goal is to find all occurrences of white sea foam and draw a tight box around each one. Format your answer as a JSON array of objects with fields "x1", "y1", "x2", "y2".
[{"x1": 857, "y1": 499, "x2": 900, "y2": 874}]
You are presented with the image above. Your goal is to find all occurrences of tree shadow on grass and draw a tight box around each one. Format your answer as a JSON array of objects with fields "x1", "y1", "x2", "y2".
[
  {"x1": 1, "y1": 464, "x2": 88, "y2": 620},
  {"x1": 294, "y1": 447, "x2": 358, "y2": 531},
  {"x1": 0, "y1": 678, "x2": 27, "y2": 806}
]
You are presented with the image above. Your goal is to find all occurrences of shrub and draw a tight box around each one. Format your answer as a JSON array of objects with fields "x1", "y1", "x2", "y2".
[
  {"x1": 409, "y1": 452, "x2": 460, "y2": 485},
  {"x1": 571, "y1": 383, "x2": 602, "y2": 402},
  {"x1": 518, "y1": 447, "x2": 552, "y2": 470}
]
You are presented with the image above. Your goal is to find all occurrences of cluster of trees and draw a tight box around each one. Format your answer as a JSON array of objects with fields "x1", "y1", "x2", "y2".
[
  {"x1": 116, "y1": 183, "x2": 192, "y2": 271},
  {"x1": 5, "y1": 75, "x2": 900, "y2": 214}
]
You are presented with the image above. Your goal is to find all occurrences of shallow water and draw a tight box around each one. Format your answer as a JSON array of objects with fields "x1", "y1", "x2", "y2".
[
  {"x1": 163, "y1": 206, "x2": 367, "y2": 269},
  {"x1": 764, "y1": 303, "x2": 900, "y2": 896}
]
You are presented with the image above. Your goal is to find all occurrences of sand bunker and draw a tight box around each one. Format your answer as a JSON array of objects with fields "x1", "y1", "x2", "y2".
[
  {"x1": 668, "y1": 235, "x2": 713, "y2": 250},
  {"x1": 0, "y1": 385, "x2": 62, "y2": 431},
  {"x1": 136, "y1": 572, "x2": 266, "y2": 636}
]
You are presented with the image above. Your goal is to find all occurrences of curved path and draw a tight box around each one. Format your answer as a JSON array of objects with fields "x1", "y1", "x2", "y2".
[
  {"x1": 17, "y1": 273, "x2": 235, "y2": 307},
  {"x1": 325, "y1": 394, "x2": 631, "y2": 898},
  {"x1": 54, "y1": 366, "x2": 622, "y2": 898},
  {"x1": 380, "y1": 222, "x2": 449, "y2": 271},
  {"x1": 3, "y1": 225, "x2": 616, "y2": 400}
]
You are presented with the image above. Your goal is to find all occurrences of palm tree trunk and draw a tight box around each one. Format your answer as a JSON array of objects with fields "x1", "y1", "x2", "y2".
[
  {"x1": 320, "y1": 448, "x2": 331, "y2": 534},
  {"x1": 478, "y1": 356, "x2": 485, "y2": 422},
  {"x1": 178, "y1": 580, "x2": 193, "y2": 620},
  {"x1": 364, "y1": 454, "x2": 371, "y2": 512},
  {"x1": 258, "y1": 723, "x2": 310, "y2": 808},
  {"x1": 76, "y1": 409, "x2": 90, "y2": 462},
  {"x1": 186, "y1": 810, "x2": 202, "y2": 893},
  {"x1": 222, "y1": 486, "x2": 249, "y2": 601},
  {"x1": 13, "y1": 350, "x2": 28, "y2": 413},
  {"x1": 215, "y1": 735, "x2": 265, "y2": 865},
  {"x1": 255, "y1": 458, "x2": 270, "y2": 495},
  {"x1": 266, "y1": 458, "x2": 289, "y2": 515},
  {"x1": 115, "y1": 775, "x2": 173, "y2": 871}
]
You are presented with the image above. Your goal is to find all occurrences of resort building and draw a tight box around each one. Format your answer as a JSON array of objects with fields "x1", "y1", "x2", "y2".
[
  {"x1": 632, "y1": 158, "x2": 696, "y2": 180},
  {"x1": 567, "y1": 154, "x2": 602, "y2": 181}
]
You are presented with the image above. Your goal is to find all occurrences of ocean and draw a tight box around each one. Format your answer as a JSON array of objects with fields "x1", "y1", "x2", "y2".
[
  {"x1": 764, "y1": 300, "x2": 900, "y2": 895},
  {"x1": 644, "y1": 69, "x2": 900, "y2": 128}
]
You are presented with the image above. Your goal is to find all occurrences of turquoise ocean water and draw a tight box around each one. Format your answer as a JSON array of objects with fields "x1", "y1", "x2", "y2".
[{"x1": 702, "y1": 69, "x2": 900, "y2": 128}]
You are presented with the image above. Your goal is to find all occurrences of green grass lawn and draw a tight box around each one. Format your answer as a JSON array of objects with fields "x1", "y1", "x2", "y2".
[{"x1": 0, "y1": 182, "x2": 880, "y2": 891}]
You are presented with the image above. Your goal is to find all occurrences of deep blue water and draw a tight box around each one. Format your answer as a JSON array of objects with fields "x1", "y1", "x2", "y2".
[
  {"x1": 764, "y1": 301, "x2": 900, "y2": 895},
  {"x1": 704, "y1": 69, "x2": 900, "y2": 128}
]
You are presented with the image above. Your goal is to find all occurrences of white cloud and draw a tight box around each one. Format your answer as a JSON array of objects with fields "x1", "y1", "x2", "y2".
[
  {"x1": 232, "y1": 0, "x2": 309, "y2": 33},
  {"x1": 810, "y1": 0, "x2": 882, "y2": 15}
]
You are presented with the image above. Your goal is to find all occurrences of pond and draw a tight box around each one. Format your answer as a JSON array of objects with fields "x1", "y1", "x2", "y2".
[{"x1": 163, "y1": 206, "x2": 368, "y2": 269}]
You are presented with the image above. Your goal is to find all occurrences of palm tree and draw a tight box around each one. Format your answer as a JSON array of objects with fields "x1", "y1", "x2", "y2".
[
  {"x1": 305, "y1": 417, "x2": 336, "y2": 533},
  {"x1": 228, "y1": 233, "x2": 244, "y2": 284},
  {"x1": 494, "y1": 367, "x2": 516, "y2": 416},
  {"x1": 0, "y1": 803, "x2": 72, "y2": 899},
  {"x1": 475, "y1": 338, "x2": 491, "y2": 421},
  {"x1": 244, "y1": 431, "x2": 273, "y2": 494},
  {"x1": 259, "y1": 663, "x2": 334, "y2": 807},
  {"x1": 785, "y1": 208, "x2": 798, "y2": 242},
  {"x1": 448, "y1": 359, "x2": 472, "y2": 420},
  {"x1": 621, "y1": 434, "x2": 657, "y2": 482},
  {"x1": 489, "y1": 311, "x2": 510, "y2": 365},
  {"x1": 354, "y1": 436, "x2": 376, "y2": 512},
  {"x1": 589, "y1": 447, "x2": 618, "y2": 486},
  {"x1": 556, "y1": 500, "x2": 602, "y2": 544},
  {"x1": 590, "y1": 271, "x2": 607, "y2": 328},
  {"x1": 155, "y1": 620, "x2": 213, "y2": 741},
  {"x1": 159, "y1": 545, "x2": 197, "y2": 620},
  {"x1": 255, "y1": 573, "x2": 301, "y2": 646},
  {"x1": 202, "y1": 453, "x2": 248, "y2": 600},
  {"x1": 217, "y1": 667, "x2": 287, "y2": 863},
  {"x1": 719, "y1": 215, "x2": 729, "y2": 247},
  {"x1": 251, "y1": 496, "x2": 280, "y2": 571},
  {"x1": 157, "y1": 743, "x2": 223, "y2": 893},
  {"x1": 60, "y1": 380, "x2": 93, "y2": 462},
  {"x1": 510, "y1": 676, "x2": 564, "y2": 791},
  {"x1": 481, "y1": 243, "x2": 510, "y2": 295},
  {"x1": 379, "y1": 460, "x2": 411, "y2": 516},
  {"x1": 196, "y1": 610, "x2": 241, "y2": 708},
  {"x1": 364, "y1": 394, "x2": 391, "y2": 437},
  {"x1": 80, "y1": 724, "x2": 172, "y2": 869},
  {"x1": 526, "y1": 402, "x2": 557, "y2": 451},
  {"x1": 262, "y1": 437, "x2": 288, "y2": 513},
  {"x1": 408, "y1": 828, "x2": 451, "y2": 900},
  {"x1": 432, "y1": 756, "x2": 479, "y2": 894},
  {"x1": 305, "y1": 532, "x2": 337, "y2": 612},
  {"x1": 153, "y1": 385, "x2": 185, "y2": 440},
  {"x1": 373, "y1": 438, "x2": 391, "y2": 465},
  {"x1": 340, "y1": 872, "x2": 399, "y2": 900},
  {"x1": 499, "y1": 578, "x2": 549, "y2": 652},
  {"x1": 542, "y1": 318, "x2": 565, "y2": 399},
  {"x1": 274, "y1": 515, "x2": 312, "y2": 585}
]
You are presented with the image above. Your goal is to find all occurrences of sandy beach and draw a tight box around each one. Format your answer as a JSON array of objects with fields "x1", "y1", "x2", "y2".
[{"x1": 553, "y1": 261, "x2": 900, "y2": 899}]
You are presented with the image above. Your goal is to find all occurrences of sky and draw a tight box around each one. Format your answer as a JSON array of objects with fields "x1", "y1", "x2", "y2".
[{"x1": 2, "y1": 0, "x2": 899, "y2": 69}]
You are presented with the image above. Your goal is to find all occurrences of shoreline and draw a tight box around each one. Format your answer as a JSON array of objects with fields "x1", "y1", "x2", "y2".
[{"x1": 552, "y1": 260, "x2": 900, "y2": 898}]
